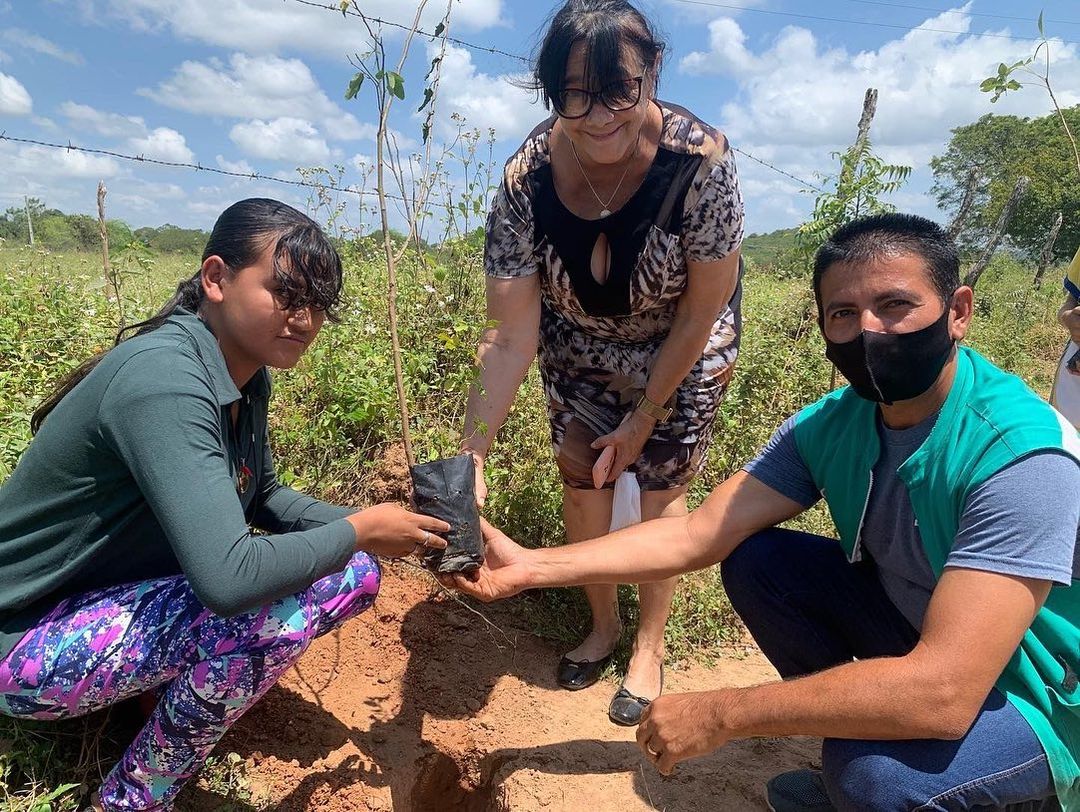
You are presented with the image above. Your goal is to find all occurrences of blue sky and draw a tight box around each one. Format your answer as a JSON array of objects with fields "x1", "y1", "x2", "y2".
[{"x1": 2, "y1": 0, "x2": 1079, "y2": 236}]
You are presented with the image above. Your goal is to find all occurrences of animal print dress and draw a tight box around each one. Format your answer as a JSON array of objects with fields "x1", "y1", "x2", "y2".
[{"x1": 484, "y1": 102, "x2": 744, "y2": 490}]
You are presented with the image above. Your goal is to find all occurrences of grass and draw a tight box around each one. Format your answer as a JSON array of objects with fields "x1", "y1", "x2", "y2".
[{"x1": 0, "y1": 242, "x2": 1071, "y2": 808}]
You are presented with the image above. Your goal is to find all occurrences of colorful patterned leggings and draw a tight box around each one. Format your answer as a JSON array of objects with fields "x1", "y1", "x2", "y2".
[{"x1": 0, "y1": 552, "x2": 381, "y2": 811}]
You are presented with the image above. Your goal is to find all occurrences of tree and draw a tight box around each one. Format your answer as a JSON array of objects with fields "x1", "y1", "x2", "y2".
[{"x1": 931, "y1": 107, "x2": 1080, "y2": 260}]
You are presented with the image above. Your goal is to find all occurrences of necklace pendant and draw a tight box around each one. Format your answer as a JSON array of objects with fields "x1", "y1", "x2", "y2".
[{"x1": 599, "y1": 209, "x2": 611, "y2": 218}]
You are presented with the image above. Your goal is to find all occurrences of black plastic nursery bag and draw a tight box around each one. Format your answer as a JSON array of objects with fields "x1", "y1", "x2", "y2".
[{"x1": 409, "y1": 453, "x2": 484, "y2": 574}]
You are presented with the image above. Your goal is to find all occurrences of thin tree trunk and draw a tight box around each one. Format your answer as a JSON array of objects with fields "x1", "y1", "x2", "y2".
[
  {"x1": 963, "y1": 175, "x2": 1029, "y2": 289},
  {"x1": 947, "y1": 168, "x2": 980, "y2": 239},
  {"x1": 1034, "y1": 211, "x2": 1064, "y2": 289}
]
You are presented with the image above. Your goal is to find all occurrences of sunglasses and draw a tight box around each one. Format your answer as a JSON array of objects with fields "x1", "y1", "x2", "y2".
[{"x1": 554, "y1": 69, "x2": 648, "y2": 120}]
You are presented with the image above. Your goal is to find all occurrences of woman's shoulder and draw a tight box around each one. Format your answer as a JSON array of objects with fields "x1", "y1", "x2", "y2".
[
  {"x1": 501, "y1": 115, "x2": 556, "y2": 187},
  {"x1": 96, "y1": 321, "x2": 218, "y2": 401},
  {"x1": 657, "y1": 101, "x2": 731, "y2": 162}
]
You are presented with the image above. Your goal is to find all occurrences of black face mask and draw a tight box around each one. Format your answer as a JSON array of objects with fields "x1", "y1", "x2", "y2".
[{"x1": 823, "y1": 304, "x2": 955, "y2": 405}]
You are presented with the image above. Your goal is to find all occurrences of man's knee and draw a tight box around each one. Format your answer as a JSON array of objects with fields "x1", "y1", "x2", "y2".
[
  {"x1": 720, "y1": 527, "x2": 790, "y2": 609},
  {"x1": 822, "y1": 738, "x2": 930, "y2": 812}
]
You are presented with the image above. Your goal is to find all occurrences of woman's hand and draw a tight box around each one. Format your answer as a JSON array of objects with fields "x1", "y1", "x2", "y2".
[
  {"x1": 464, "y1": 449, "x2": 488, "y2": 507},
  {"x1": 590, "y1": 410, "x2": 656, "y2": 486},
  {"x1": 441, "y1": 518, "x2": 532, "y2": 601},
  {"x1": 347, "y1": 503, "x2": 449, "y2": 558}
]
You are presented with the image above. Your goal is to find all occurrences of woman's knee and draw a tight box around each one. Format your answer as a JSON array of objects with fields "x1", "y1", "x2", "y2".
[{"x1": 305, "y1": 551, "x2": 382, "y2": 637}]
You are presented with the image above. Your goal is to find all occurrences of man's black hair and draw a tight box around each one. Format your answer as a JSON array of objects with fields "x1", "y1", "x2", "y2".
[{"x1": 813, "y1": 213, "x2": 961, "y2": 307}]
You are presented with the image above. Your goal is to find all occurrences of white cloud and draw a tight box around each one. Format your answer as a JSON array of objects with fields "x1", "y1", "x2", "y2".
[
  {"x1": 230, "y1": 117, "x2": 331, "y2": 163},
  {"x1": 0, "y1": 142, "x2": 121, "y2": 213},
  {"x1": 674, "y1": 6, "x2": 1080, "y2": 232},
  {"x1": 216, "y1": 155, "x2": 254, "y2": 174},
  {"x1": 0, "y1": 71, "x2": 30, "y2": 115},
  {"x1": 434, "y1": 44, "x2": 541, "y2": 145},
  {"x1": 106, "y1": 0, "x2": 502, "y2": 56},
  {"x1": 60, "y1": 101, "x2": 146, "y2": 138},
  {"x1": 680, "y1": 6, "x2": 1080, "y2": 152},
  {"x1": 0, "y1": 28, "x2": 84, "y2": 64},
  {"x1": 143, "y1": 53, "x2": 373, "y2": 144},
  {"x1": 128, "y1": 127, "x2": 194, "y2": 162},
  {"x1": 57, "y1": 102, "x2": 195, "y2": 163}
]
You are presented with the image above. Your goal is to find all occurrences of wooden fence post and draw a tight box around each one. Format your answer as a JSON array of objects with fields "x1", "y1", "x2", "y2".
[
  {"x1": 97, "y1": 180, "x2": 125, "y2": 329},
  {"x1": 24, "y1": 195, "x2": 34, "y2": 246},
  {"x1": 1033, "y1": 212, "x2": 1064, "y2": 289},
  {"x1": 963, "y1": 175, "x2": 1029, "y2": 289},
  {"x1": 947, "y1": 168, "x2": 980, "y2": 239}
]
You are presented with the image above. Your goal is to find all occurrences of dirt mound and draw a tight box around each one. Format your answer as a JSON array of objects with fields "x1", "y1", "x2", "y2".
[{"x1": 197, "y1": 565, "x2": 819, "y2": 811}]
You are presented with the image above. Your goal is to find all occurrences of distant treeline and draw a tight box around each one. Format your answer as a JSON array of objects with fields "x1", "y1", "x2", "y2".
[{"x1": 1, "y1": 199, "x2": 210, "y2": 254}]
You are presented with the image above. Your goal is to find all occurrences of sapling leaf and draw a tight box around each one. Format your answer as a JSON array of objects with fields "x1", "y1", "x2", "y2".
[
  {"x1": 387, "y1": 71, "x2": 405, "y2": 100},
  {"x1": 345, "y1": 72, "x2": 365, "y2": 100}
]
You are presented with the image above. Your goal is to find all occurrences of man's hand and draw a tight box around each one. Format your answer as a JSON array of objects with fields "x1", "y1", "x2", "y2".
[
  {"x1": 443, "y1": 518, "x2": 532, "y2": 601},
  {"x1": 636, "y1": 691, "x2": 732, "y2": 776}
]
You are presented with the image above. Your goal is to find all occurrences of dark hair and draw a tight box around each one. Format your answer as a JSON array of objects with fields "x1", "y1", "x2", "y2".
[
  {"x1": 527, "y1": 0, "x2": 665, "y2": 110},
  {"x1": 31, "y1": 198, "x2": 343, "y2": 434},
  {"x1": 812, "y1": 213, "x2": 961, "y2": 309}
]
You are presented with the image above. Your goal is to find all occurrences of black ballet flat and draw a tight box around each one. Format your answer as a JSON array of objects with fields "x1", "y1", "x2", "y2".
[
  {"x1": 608, "y1": 665, "x2": 663, "y2": 727},
  {"x1": 556, "y1": 653, "x2": 613, "y2": 690}
]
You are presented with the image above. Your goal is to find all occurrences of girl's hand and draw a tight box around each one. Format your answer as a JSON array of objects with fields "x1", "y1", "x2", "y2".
[
  {"x1": 590, "y1": 410, "x2": 656, "y2": 486},
  {"x1": 347, "y1": 503, "x2": 449, "y2": 558}
]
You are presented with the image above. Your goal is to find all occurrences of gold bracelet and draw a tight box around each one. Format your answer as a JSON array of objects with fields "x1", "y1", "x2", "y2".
[{"x1": 635, "y1": 393, "x2": 674, "y2": 423}]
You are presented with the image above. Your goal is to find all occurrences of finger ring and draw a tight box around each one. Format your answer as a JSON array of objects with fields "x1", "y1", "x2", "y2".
[
  {"x1": 647, "y1": 745, "x2": 660, "y2": 757},
  {"x1": 421, "y1": 531, "x2": 431, "y2": 546}
]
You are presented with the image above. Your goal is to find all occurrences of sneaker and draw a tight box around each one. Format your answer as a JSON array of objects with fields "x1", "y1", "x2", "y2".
[{"x1": 766, "y1": 769, "x2": 836, "y2": 812}]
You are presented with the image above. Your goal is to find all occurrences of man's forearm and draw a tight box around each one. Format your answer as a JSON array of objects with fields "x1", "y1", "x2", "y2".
[
  {"x1": 718, "y1": 652, "x2": 974, "y2": 743},
  {"x1": 525, "y1": 512, "x2": 727, "y2": 587},
  {"x1": 519, "y1": 473, "x2": 805, "y2": 590}
]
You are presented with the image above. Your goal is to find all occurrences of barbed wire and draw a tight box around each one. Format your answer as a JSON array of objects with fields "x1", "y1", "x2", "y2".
[
  {"x1": 731, "y1": 148, "x2": 823, "y2": 192},
  {"x1": 0, "y1": 133, "x2": 408, "y2": 204},
  {"x1": 287, "y1": 0, "x2": 530, "y2": 63}
]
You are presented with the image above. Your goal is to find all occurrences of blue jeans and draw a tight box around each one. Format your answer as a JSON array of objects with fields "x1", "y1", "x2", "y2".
[{"x1": 721, "y1": 527, "x2": 1059, "y2": 812}]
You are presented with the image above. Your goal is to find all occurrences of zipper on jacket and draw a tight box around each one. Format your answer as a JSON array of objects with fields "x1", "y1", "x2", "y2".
[{"x1": 850, "y1": 470, "x2": 873, "y2": 563}]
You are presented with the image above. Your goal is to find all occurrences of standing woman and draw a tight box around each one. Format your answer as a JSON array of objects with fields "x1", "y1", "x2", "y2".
[
  {"x1": 0, "y1": 199, "x2": 449, "y2": 811},
  {"x1": 462, "y1": 0, "x2": 744, "y2": 725}
]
